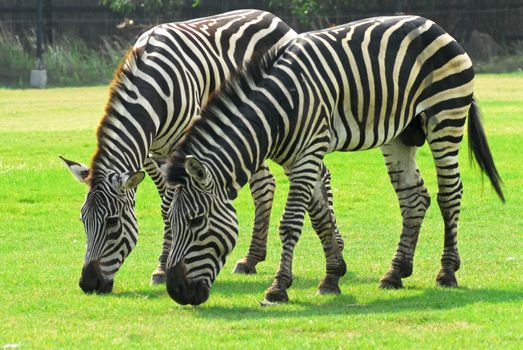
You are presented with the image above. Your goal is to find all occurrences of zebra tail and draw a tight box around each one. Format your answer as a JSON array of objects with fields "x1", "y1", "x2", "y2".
[{"x1": 467, "y1": 98, "x2": 505, "y2": 202}]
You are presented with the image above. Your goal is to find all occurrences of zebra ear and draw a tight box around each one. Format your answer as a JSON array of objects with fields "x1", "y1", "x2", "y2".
[
  {"x1": 185, "y1": 155, "x2": 211, "y2": 188},
  {"x1": 60, "y1": 156, "x2": 90, "y2": 184},
  {"x1": 119, "y1": 171, "x2": 145, "y2": 190}
]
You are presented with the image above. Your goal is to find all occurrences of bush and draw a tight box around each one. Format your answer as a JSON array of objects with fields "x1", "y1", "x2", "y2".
[
  {"x1": 44, "y1": 36, "x2": 127, "y2": 86},
  {"x1": 1, "y1": 26, "x2": 521, "y2": 87},
  {"x1": 474, "y1": 42, "x2": 523, "y2": 74},
  {"x1": 0, "y1": 29, "x2": 127, "y2": 87},
  {"x1": 475, "y1": 55, "x2": 523, "y2": 74},
  {"x1": 0, "y1": 28, "x2": 34, "y2": 86}
]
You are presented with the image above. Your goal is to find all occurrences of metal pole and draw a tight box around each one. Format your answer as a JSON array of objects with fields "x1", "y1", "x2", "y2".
[
  {"x1": 395, "y1": 0, "x2": 404, "y2": 15},
  {"x1": 36, "y1": 0, "x2": 44, "y2": 69},
  {"x1": 30, "y1": 0, "x2": 47, "y2": 88}
]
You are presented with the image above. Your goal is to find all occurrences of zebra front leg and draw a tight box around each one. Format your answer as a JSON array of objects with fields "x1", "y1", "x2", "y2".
[
  {"x1": 233, "y1": 163, "x2": 276, "y2": 274},
  {"x1": 308, "y1": 169, "x2": 346, "y2": 295},
  {"x1": 143, "y1": 157, "x2": 172, "y2": 285},
  {"x1": 379, "y1": 138, "x2": 431, "y2": 289},
  {"x1": 262, "y1": 160, "x2": 320, "y2": 304}
]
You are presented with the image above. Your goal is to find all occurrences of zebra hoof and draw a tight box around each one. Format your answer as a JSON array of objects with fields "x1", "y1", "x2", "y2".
[
  {"x1": 260, "y1": 299, "x2": 281, "y2": 307},
  {"x1": 379, "y1": 271, "x2": 404, "y2": 289},
  {"x1": 263, "y1": 285, "x2": 289, "y2": 304},
  {"x1": 232, "y1": 258, "x2": 257, "y2": 275},
  {"x1": 316, "y1": 275, "x2": 342, "y2": 295},
  {"x1": 151, "y1": 268, "x2": 166, "y2": 285},
  {"x1": 436, "y1": 268, "x2": 458, "y2": 288}
]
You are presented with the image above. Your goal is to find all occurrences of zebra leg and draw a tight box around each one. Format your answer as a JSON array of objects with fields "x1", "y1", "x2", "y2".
[
  {"x1": 143, "y1": 157, "x2": 172, "y2": 285},
  {"x1": 233, "y1": 161, "x2": 343, "y2": 275},
  {"x1": 152, "y1": 187, "x2": 175, "y2": 285},
  {"x1": 308, "y1": 166, "x2": 346, "y2": 295},
  {"x1": 426, "y1": 111, "x2": 467, "y2": 288},
  {"x1": 320, "y1": 162, "x2": 345, "y2": 252},
  {"x1": 233, "y1": 163, "x2": 276, "y2": 274},
  {"x1": 263, "y1": 158, "x2": 321, "y2": 304},
  {"x1": 379, "y1": 138, "x2": 431, "y2": 289}
]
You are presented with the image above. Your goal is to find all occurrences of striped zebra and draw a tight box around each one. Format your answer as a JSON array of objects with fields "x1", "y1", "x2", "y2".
[
  {"x1": 164, "y1": 15, "x2": 504, "y2": 305},
  {"x1": 60, "y1": 10, "x2": 342, "y2": 294}
]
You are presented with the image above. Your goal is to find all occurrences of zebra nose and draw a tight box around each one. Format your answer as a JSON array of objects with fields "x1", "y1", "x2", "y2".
[
  {"x1": 166, "y1": 262, "x2": 189, "y2": 304},
  {"x1": 79, "y1": 260, "x2": 113, "y2": 294},
  {"x1": 192, "y1": 279, "x2": 210, "y2": 305},
  {"x1": 166, "y1": 262, "x2": 210, "y2": 305}
]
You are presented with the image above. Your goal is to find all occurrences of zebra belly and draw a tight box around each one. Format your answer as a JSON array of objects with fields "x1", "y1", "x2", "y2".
[{"x1": 328, "y1": 110, "x2": 413, "y2": 153}]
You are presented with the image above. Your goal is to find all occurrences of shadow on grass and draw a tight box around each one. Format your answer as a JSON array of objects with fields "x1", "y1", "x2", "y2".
[
  {"x1": 94, "y1": 270, "x2": 327, "y2": 300},
  {"x1": 106, "y1": 271, "x2": 410, "y2": 300},
  {"x1": 107, "y1": 272, "x2": 358, "y2": 299},
  {"x1": 193, "y1": 286, "x2": 523, "y2": 320},
  {"x1": 216, "y1": 276, "x2": 330, "y2": 292},
  {"x1": 105, "y1": 271, "x2": 523, "y2": 320}
]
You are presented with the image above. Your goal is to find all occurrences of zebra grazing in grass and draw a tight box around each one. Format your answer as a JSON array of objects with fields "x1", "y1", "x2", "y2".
[
  {"x1": 60, "y1": 10, "x2": 342, "y2": 294},
  {"x1": 164, "y1": 15, "x2": 504, "y2": 305}
]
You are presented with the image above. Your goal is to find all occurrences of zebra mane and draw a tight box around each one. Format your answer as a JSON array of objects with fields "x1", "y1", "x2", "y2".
[
  {"x1": 166, "y1": 40, "x2": 292, "y2": 185},
  {"x1": 89, "y1": 46, "x2": 144, "y2": 183}
]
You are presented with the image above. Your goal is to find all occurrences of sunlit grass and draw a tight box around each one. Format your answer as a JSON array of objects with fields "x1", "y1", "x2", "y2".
[{"x1": 0, "y1": 74, "x2": 521, "y2": 349}]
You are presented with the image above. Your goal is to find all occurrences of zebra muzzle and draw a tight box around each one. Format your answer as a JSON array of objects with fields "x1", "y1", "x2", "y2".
[
  {"x1": 166, "y1": 261, "x2": 210, "y2": 305},
  {"x1": 79, "y1": 260, "x2": 114, "y2": 294}
]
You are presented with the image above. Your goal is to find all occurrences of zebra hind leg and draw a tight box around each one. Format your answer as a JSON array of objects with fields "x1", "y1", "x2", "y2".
[
  {"x1": 233, "y1": 163, "x2": 276, "y2": 274},
  {"x1": 426, "y1": 110, "x2": 468, "y2": 288},
  {"x1": 321, "y1": 162, "x2": 345, "y2": 252},
  {"x1": 308, "y1": 166, "x2": 346, "y2": 295},
  {"x1": 151, "y1": 187, "x2": 175, "y2": 285},
  {"x1": 379, "y1": 138, "x2": 431, "y2": 289}
]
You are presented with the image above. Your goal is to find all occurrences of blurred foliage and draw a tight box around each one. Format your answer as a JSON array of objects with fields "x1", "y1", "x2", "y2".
[
  {"x1": 267, "y1": 0, "x2": 403, "y2": 29},
  {"x1": 100, "y1": 0, "x2": 198, "y2": 18},
  {"x1": 1, "y1": 0, "x2": 522, "y2": 86},
  {"x1": 0, "y1": 28, "x2": 126, "y2": 87},
  {"x1": 475, "y1": 53, "x2": 523, "y2": 74},
  {"x1": 267, "y1": 0, "x2": 333, "y2": 28},
  {"x1": 99, "y1": 0, "x2": 523, "y2": 43},
  {"x1": 266, "y1": 0, "x2": 523, "y2": 32},
  {"x1": 0, "y1": 28, "x2": 33, "y2": 86}
]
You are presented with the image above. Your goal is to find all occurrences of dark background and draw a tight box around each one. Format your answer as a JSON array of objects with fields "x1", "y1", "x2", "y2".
[
  {"x1": 2, "y1": 0, "x2": 522, "y2": 49},
  {"x1": 1, "y1": 0, "x2": 522, "y2": 86}
]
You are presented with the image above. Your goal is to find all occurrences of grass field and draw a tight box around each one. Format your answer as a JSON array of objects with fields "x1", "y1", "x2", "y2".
[{"x1": 0, "y1": 74, "x2": 522, "y2": 349}]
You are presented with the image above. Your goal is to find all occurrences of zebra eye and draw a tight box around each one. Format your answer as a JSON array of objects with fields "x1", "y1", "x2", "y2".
[{"x1": 106, "y1": 216, "x2": 119, "y2": 227}]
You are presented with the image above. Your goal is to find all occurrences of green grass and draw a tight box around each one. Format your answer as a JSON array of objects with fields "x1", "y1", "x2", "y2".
[{"x1": 0, "y1": 75, "x2": 522, "y2": 349}]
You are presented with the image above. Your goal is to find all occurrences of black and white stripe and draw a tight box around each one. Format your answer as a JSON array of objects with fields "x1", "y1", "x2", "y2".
[
  {"x1": 62, "y1": 10, "x2": 338, "y2": 293},
  {"x1": 165, "y1": 15, "x2": 504, "y2": 305}
]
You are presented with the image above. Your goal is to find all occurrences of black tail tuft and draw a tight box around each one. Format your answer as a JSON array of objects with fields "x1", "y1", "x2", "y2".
[{"x1": 468, "y1": 98, "x2": 505, "y2": 202}]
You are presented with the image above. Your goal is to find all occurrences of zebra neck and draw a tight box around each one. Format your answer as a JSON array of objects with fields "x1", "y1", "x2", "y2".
[
  {"x1": 91, "y1": 111, "x2": 156, "y2": 175},
  {"x1": 187, "y1": 105, "x2": 275, "y2": 199}
]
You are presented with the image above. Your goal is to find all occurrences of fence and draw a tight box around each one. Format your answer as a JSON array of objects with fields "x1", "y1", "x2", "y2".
[
  {"x1": 2, "y1": 0, "x2": 523, "y2": 46},
  {"x1": 1, "y1": 0, "x2": 522, "y2": 86}
]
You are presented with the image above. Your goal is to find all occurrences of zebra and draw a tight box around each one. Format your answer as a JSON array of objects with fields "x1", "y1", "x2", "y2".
[
  {"x1": 60, "y1": 9, "x2": 344, "y2": 294},
  {"x1": 163, "y1": 15, "x2": 504, "y2": 305}
]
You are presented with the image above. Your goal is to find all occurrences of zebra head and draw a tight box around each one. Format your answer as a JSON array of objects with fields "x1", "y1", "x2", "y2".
[
  {"x1": 165, "y1": 156, "x2": 238, "y2": 305},
  {"x1": 61, "y1": 156, "x2": 144, "y2": 294}
]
